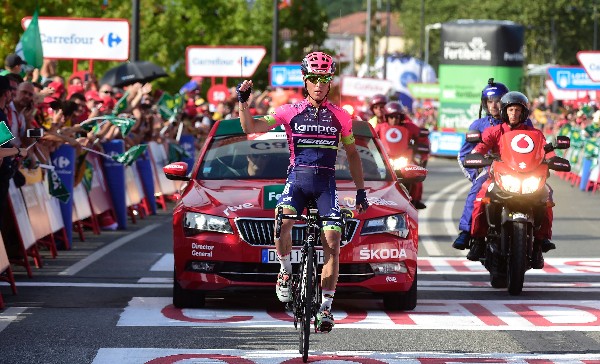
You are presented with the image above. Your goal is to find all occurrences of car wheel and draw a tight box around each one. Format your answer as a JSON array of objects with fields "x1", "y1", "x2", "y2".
[
  {"x1": 173, "y1": 273, "x2": 206, "y2": 308},
  {"x1": 383, "y1": 272, "x2": 417, "y2": 311}
]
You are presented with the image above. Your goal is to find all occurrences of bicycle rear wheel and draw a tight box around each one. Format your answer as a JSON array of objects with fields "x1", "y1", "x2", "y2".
[{"x1": 298, "y1": 245, "x2": 314, "y2": 362}]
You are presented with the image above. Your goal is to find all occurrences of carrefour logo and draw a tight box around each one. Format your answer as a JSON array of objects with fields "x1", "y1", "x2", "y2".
[
  {"x1": 100, "y1": 32, "x2": 123, "y2": 48},
  {"x1": 294, "y1": 124, "x2": 338, "y2": 134}
]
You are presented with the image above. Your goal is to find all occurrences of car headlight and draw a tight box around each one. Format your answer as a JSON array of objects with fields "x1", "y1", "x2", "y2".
[
  {"x1": 521, "y1": 176, "x2": 543, "y2": 194},
  {"x1": 183, "y1": 212, "x2": 233, "y2": 236},
  {"x1": 498, "y1": 174, "x2": 521, "y2": 193},
  {"x1": 390, "y1": 157, "x2": 409, "y2": 170},
  {"x1": 361, "y1": 214, "x2": 408, "y2": 237}
]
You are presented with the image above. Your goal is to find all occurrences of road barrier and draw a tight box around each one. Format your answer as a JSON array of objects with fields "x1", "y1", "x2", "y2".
[{"x1": 2, "y1": 139, "x2": 183, "y2": 292}]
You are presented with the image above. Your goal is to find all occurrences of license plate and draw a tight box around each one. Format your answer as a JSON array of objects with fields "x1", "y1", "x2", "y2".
[{"x1": 261, "y1": 248, "x2": 324, "y2": 264}]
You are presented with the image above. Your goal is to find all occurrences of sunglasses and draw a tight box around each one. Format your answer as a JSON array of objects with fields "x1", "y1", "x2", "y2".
[
  {"x1": 100, "y1": 90, "x2": 113, "y2": 95},
  {"x1": 305, "y1": 74, "x2": 333, "y2": 84},
  {"x1": 387, "y1": 114, "x2": 403, "y2": 119}
]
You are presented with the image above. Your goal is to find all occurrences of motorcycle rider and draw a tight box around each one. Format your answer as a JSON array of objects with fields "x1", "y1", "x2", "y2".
[
  {"x1": 368, "y1": 94, "x2": 388, "y2": 129},
  {"x1": 376, "y1": 101, "x2": 426, "y2": 209},
  {"x1": 469, "y1": 91, "x2": 556, "y2": 268},
  {"x1": 454, "y1": 79, "x2": 512, "y2": 255}
]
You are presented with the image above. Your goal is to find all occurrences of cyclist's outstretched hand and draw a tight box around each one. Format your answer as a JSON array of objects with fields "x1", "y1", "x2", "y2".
[
  {"x1": 236, "y1": 80, "x2": 253, "y2": 103},
  {"x1": 356, "y1": 188, "x2": 369, "y2": 214}
]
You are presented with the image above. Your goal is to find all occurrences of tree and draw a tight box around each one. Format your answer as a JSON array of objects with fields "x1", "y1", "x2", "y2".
[{"x1": 397, "y1": 0, "x2": 597, "y2": 72}]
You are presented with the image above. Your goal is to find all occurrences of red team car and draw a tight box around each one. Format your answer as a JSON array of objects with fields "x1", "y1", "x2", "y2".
[{"x1": 163, "y1": 118, "x2": 426, "y2": 310}]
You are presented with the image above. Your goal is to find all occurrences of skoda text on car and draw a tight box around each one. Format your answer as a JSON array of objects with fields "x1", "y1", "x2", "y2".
[{"x1": 163, "y1": 118, "x2": 427, "y2": 310}]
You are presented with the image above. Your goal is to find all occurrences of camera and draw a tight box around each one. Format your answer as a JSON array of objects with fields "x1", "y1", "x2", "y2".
[{"x1": 27, "y1": 128, "x2": 44, "y2": 139}]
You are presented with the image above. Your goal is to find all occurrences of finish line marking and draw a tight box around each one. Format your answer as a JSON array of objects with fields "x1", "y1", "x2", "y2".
[{"x1": 91, "y1": 348, "x2": 600, "y2": 364}]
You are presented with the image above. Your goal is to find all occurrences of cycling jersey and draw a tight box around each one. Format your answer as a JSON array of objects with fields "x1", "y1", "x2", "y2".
[{"x1": 264, "y1": 99, "x2": 355, "y2": 171}]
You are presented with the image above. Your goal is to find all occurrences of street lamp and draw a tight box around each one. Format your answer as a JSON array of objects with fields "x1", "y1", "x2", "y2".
[{"x1": 424, "y1": 22, "x2": 441, "y2": 66}]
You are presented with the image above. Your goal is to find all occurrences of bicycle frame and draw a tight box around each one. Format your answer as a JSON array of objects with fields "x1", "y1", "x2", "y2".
[{"x1": 275, "y1": 204, "x2": 348, "y2": 362}]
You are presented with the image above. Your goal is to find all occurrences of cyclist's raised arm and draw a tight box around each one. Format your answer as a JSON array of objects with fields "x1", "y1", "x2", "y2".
[{"x1": 237, "y1": 80, "x2": 272, "y2": 134}]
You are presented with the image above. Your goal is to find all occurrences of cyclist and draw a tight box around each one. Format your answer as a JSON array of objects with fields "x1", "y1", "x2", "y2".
[
  {"x1": 367, "y1": 94, "x2": 388, "y2": 129},
  {"x1": 237, "y1": 51, "x2": 369, "y2": 332}
]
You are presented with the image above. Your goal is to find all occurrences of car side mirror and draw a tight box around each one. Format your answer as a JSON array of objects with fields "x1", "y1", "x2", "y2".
[
  {"x1": 463, "y1": 153, "x2": 493, "y2": 168},
  {"x1": 163, "y1": 162, "x2": 190, "y2": 181},
  {"x1": 397, "y1": 164, "x2": 427, "y2": 183},
  {"x1": 465, "y1": 130, "x2": 482, "y2": 143},
  {"x1": 547, "y1": 156, "x2": 571, "y2": 172}
]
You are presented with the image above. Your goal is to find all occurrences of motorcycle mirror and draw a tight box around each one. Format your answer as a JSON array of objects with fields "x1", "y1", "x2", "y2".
[
  {"x1": 463, "y1": 153, "x2": 493, "y2": 168},
  {"x1": 543, "y1": 143, "x2": 554, "y2": 153},
  {"x1": 419, "y1": 128, "x2": 430, "y2": 138},
  {"x1": 465, "y1": 130, "x2": 482, "y2": 143},
  {"x1": 554, "y1": 136, "x2": 570, "y2": 150},
  {"x1": 547, "y1": 156, "x2": 571, "y2": 172},
  {"x1": 397, "y1": 164, "x2": 427, "y2": 183}
]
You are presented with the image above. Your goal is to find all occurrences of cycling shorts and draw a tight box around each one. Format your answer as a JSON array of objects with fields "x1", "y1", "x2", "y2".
[{"x1": 276, "y1": 167, "x2": 342, "y2": 232}]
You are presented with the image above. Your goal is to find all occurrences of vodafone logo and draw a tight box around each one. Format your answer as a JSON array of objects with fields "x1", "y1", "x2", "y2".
[
  {"x1": 510, "y1": 134, "x2": 535, "y2": 154},
  {"x1": 385, "y1": 128, "x2": 403, "y2": 143}
]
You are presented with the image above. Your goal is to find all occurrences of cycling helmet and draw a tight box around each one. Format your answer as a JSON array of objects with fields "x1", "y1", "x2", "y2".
[
  {"x1": 480, "y1": 78, "x2": 509, "y2": 117},
  {"x1": 300, "y1": 51, "x2": 336, "y2": 76},
  {"x1": 384, "y1": 101, "x2": 406, "y2": 119},
  {"x1": 499, "y1": 91, "x2": 530, "y2": 124},
  {"x1": 370, "y1": 94, "x2": 388, "y2": 111}
]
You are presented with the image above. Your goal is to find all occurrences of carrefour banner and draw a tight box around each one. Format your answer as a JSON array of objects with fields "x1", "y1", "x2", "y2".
[{"x1": 438, "y1": 20, "x2": 525, "y2": 131}]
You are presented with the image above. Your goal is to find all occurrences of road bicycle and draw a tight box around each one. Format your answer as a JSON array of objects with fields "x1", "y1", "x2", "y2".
[{"x1": 275, "y1": 202, "x2": 351, "y2": 362}]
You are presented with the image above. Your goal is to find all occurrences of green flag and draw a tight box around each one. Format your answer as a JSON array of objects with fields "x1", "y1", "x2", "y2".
[
  {"x1": 168, "y1": 142, "x2": 191, "y2": 163},
  {"x1": 16, "y1": 8, "x2": 43, "y2": 69},
  {"x1": 157, "y1": 92, "x2": 175, "y2": 119},
  {"x1": 112, "y1": 91, "x2": 129, "y2": 115},
  {"x1": 0, "y1": 121, "x2": 15, "y2": 145},
  {"x1": 48, "y1": 169, "x2": 71, "y2": 203},
  {"x1": 81, "y1": 160, "x2": 94, "y2": 192},
  {"x1": 112, "y1": 144, "x2": 147, "y2": 166},
  {"x1": 109, "y1": 117, "x2": 136, "y2": 137}
]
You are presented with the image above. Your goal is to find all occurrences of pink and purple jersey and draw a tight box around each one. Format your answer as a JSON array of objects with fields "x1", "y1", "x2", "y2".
[{"x1": 264, "y1": 99, "x2": 355, "y2": 171}]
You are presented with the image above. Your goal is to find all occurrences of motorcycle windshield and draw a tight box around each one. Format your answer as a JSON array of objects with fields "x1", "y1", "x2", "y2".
[{"x1": 498, "y1": 130, "x2": 546, "y2": 172}]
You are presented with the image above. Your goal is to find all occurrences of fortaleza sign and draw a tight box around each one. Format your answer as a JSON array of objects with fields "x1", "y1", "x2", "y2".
[
  {"x1": 186, "y1": 46, "x2": 266, "y2": 78},
  {"x1": 22, "y1": 17, "x2": 129, "y2": 61}
]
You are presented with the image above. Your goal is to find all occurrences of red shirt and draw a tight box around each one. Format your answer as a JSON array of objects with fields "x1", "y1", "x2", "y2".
[
  {"x1": 473, "y1": 122, "x2": 555, "y2": 158},
  {"x1": 375, "y1": 121, "x2": 421, "y2": 159}
]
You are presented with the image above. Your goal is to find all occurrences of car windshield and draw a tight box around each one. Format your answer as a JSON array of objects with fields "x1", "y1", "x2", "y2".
[{"x1": 196, "y1": 133, "x2": 392, "y2": 181}]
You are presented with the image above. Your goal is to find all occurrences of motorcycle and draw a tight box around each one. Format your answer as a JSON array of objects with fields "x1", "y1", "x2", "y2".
[{"x1": 463, "y1": 130, "x2": 571, "y2": 295}]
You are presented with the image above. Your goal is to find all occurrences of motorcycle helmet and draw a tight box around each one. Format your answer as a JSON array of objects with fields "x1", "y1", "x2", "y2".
[
  {"x1": 370, "y1": 94, "x2": 388, "y2": 112},
  {"x1": 499, "y1": 91, "x2": 530, "y2": 124},
  {"x1": 480, "y1": 78, "x2": 509, "y2": 118},
  {"x1": 384, "y1": 101, "x2": 406, "y2": 120},
  {"x1": 300, "y1": 51, "x2": 336, "y2": 76}
]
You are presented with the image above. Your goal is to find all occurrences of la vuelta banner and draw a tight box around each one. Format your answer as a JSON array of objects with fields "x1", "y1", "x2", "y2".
[{"x1": 437, "y1": 20, "x2": 525, "y2": 131}]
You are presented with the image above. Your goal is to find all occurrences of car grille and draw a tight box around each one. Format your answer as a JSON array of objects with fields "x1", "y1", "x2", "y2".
[
  {"x1": 207, "y1": 262, "x2": 374, "y2": 283},
  {"x1": 234, "y1": 218, "x2": 359, "y2": 247}
]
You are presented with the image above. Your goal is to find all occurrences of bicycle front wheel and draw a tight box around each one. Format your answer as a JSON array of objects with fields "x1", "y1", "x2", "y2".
[{"x1": 299, "y1": 245, "x2": 314, "y2": 362}]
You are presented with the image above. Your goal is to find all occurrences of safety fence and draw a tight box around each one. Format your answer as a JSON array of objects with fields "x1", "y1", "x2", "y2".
[
  {"x1": 551, "y1": 126, "x2": 600, "y2": 193},
  {"x1": 0, "y1": 139, "x2": 191, "y2": 308}
]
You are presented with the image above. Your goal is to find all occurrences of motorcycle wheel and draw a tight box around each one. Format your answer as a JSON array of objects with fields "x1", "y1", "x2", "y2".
[{"x1": 507, "y1": 222, "x2": 527, "y2": 296}]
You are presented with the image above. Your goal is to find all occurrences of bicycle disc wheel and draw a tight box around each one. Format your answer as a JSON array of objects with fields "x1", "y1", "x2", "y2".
[{"x1": 299, "y1": 246, "x2": 314, "y2": 362}]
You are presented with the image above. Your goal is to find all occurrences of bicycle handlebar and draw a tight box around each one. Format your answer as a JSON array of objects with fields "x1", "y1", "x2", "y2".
[{"x1": 275, "y1": 206, "x2": 353, "y2": 240}]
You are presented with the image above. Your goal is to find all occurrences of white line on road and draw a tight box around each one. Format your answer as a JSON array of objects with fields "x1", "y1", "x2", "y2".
[
  {"x1": 59, "y1": 223, "x2": 162, "y2": 276},
  {"x1": 0, "y1": 307, "x2": 27, "y2": 334},
  {"x1": 420, "y1": 179, "x2": 470, "y2": 256}
]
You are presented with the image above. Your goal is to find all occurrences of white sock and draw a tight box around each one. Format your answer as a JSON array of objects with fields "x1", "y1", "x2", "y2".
[
  {"x1": 321, "y1": 290, "x2": 334, "y2": 311},
  {"x1": 278, "y1": 253, "x2": 292, "y2": 273}
]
